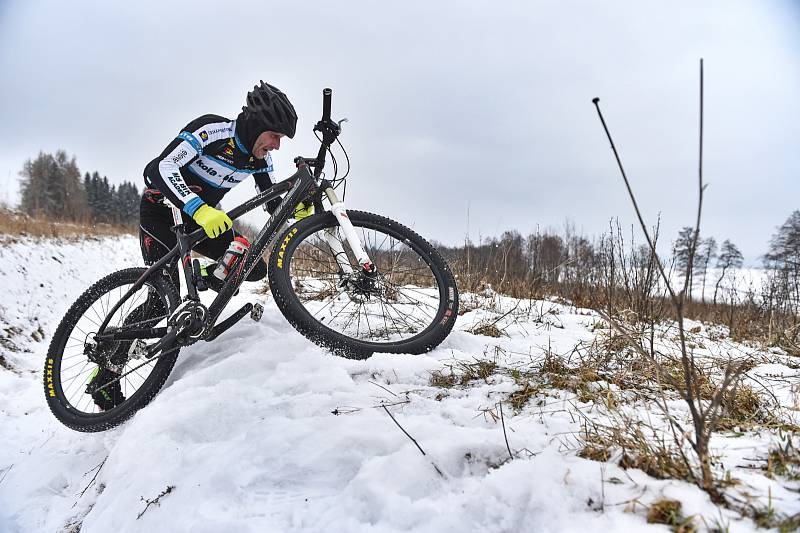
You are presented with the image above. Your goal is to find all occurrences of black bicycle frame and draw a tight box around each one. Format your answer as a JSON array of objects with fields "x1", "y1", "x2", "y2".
[
  {"x1": 95, "y1": 87, "x2": 339, "y2": 346},
  {"x1": 95, "y1": 165, "x2": 316, "y2": 341}
]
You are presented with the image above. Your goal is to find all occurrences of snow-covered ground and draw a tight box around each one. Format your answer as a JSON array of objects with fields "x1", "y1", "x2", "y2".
[{"x1": 1, "y1": 235, "x2": 798, "y2": 532}]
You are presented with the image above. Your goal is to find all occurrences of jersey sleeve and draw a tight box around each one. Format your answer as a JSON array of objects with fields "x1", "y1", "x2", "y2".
[
  {"x1": 151, "y1": 135, "x2": 205, "y2": 216},
  {"x1": 150, "y1": 117, "x2": 236, "y2": 216},
  {"x1": 253, "y1": 153, "x2": 282, "y2": 213}
]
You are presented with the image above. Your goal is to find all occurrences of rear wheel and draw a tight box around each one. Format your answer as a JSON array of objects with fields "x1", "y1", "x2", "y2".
[
  {"x1": 268, "y1": 210, "x2": 459, "y2": 358},
  {"x1": 44, "y1": 268, "x2": 180, "y2": 432}
]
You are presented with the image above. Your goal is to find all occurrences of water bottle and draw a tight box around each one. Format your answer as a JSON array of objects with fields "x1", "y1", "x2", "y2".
[{"x1": 214, "y1": 236, "x2": 251, "y2": 280}]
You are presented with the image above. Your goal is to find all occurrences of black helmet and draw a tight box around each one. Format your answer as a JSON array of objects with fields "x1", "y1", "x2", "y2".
[{"x1": 243, "y1": 81, "x2": 298, "y2": 138}]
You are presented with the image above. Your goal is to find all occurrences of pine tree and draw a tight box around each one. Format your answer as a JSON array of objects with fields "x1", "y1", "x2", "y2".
[
  {"x1": 693, "y1": 237, "x2": 717, "y2": 302},
  {"x1": 765, "y1": 211, "x2": 800, "y2": 269},
  {"x1": 19, "y1": 151, "x2": 88, "y2": 221},
  {"x1": 19, "y1": 152, "x2": 49, "y2": 216},
  {"x1": 113, "y1": 181, "x2": 140, "y2": 227},
  {"x1": 764, "y1": 211, "x2": 800, "y2": 314},
  {"x1": 672, "y1": 226, "x2": 698, "y2": 297},
  {"x1": 713, "y1": 239, "x2": 743, "y2": 305},
  {"x1": 83, "y1": 172, "x2": 94, "y2": 214}
]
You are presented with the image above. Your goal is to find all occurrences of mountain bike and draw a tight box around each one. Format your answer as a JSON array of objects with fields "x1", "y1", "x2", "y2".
[{"x1": 44, "y1": 88, "x2": 459, "y2": 432}]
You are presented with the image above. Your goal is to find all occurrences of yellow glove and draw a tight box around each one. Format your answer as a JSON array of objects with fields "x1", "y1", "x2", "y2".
[
  {"x1": 192, "y1": 204, "x2": 232, "y2": 238},
  {"x1": 293, "y1": 201, "x2": 314, "y2": 220}
]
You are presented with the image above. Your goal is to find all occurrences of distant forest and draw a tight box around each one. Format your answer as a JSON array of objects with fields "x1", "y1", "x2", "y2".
[{"x1": 17, "y1": 150, "x2": 139, "y2": 228}]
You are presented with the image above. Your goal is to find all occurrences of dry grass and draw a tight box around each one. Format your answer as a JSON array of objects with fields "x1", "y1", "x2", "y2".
[
  {"x1": 646, "y1": 499, "x2": 695, "y2": 531},
  {"x1": 468, "y1": 323, "x2": 504, "y2": 338},
  {"x1": 577, "y1": 444, "x2": 611, "y2": 462},
  {"x1": 540, "y1": 350, "x2": 569, "y2": 375},
  {"x1": 429, "y1": 369, "x2": 458, "y2": 389},
  {"x1": 428, "y1": 359, "x2": 499, "y2": 389},
  {"x1": 579, "y1": 415, "x2": 696, "y2": 483},
  {"x1": 427, "y1": 291, "x2": 798, "y2": 519},
  {"x1": 717, "y1": 384, "x2": 778, "y2": 431},
  {"x1": 763, "y1": 433, "x2": 800, "y2": 481},
  {"x1": 748, "y1": 501, "x2": 800, "y2": 532},
  {"x1": 507, "y1": 382, "x2": 541, "y2": 411},
  {"x1": 0, "y1": 208, "x2": 134, "y2": 238},
  {"x1": 660, "y1": 358, "x2": 716, "y2": 401}
]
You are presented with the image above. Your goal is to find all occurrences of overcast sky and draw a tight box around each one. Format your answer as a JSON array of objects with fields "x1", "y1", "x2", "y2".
[{"x1": 1, "y1": 0, "x2": 798, "y2": 263}]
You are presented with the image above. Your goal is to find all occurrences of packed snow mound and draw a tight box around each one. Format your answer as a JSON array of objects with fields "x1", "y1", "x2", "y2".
[{"x1": 0, "y1": 234, "x2": 797, "y2": 532}]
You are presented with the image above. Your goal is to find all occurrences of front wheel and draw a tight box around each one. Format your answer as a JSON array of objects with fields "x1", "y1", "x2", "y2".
[{"x1": 268, "y1": 210, "x2": 459, "y2": 358}]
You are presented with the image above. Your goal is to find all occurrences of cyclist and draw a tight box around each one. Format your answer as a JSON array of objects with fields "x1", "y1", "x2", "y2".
[
  {"x1": 87, "y1": 81, "x2": 309, "y2": 410},
  {"x1": 139, "y1": 80, "x2": 305, "y2": 286}
]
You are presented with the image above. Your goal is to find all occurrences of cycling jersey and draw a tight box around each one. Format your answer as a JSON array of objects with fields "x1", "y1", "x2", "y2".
[{"x1": 143, "y1": 114, "x2": 275, "y2": 216}]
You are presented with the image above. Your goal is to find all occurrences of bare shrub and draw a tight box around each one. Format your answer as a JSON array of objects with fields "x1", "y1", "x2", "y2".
[{"x1": 590, "y1": 63, "x2": 750, "y2": 501}]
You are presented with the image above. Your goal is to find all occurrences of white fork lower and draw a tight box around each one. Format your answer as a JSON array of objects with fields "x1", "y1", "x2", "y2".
[{"x1": 323, "y1": 187, "x2": 373, "y2": 273}]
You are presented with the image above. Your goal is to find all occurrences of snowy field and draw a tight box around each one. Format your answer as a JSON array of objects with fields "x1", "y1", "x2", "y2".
[
  {"x1": 671, "y1": 267, "x2": 768, "y2": 304},
  {"x1": 0, "y1": 235, "x2": 798, "y2": 532}
]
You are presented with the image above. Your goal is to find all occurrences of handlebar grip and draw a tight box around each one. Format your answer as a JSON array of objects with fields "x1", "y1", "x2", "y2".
[{"x1": 322, "y1": 88, "x2": 332, "y2": 121}]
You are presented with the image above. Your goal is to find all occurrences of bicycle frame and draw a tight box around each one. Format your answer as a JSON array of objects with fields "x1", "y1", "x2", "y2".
[
  {"x1": 94, "y1": 163, "x2": 373, "y2": 348},
  {"x1": 94, "y1": 87, "x2": 373, "y2": 352}
]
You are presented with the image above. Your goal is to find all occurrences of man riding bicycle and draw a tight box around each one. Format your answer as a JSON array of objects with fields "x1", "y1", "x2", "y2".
[
  {"x1": 139, "y1": 81, "x2": 306, "y2": 286},
  {"x1": 87, "y1": 81, "x2": 307, "y2": 409}
]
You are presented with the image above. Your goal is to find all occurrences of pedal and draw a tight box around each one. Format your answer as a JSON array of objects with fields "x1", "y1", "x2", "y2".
[{"x1": 250, "y1": 303, "x2": 263, "y2": 322}]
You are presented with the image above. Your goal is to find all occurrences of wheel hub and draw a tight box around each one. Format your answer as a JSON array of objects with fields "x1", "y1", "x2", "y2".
[{"x1": 343, "y1": 265, "x2": 381, "y2": 299}]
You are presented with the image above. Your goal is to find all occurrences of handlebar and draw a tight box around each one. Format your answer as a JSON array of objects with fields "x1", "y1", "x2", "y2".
[
  {"x1": 322, "y1": 88, "x2": 332, "y2": 122},
  {"x1": 309, "y1": 87, "x2": 340, "y2": 178}
]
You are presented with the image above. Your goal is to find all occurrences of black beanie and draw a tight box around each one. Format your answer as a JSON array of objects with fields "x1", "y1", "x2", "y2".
[{"x1": 235, "y1": 111, "x2": 269, "y2": 155}]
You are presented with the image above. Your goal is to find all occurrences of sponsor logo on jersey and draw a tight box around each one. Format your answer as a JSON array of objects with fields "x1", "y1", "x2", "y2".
[
  {"x1": 223, "y1": 146, "x2": 234, "y2": 156},
  {"x1": 199, "y1": 131, "x2": 209, "y2": 142},
  {"x1": 195, "y1": 160, "x2": 218, "y2": 177},
  {"x1": 168, "y1": 172, "x2": 191, "y2": 197},
  {"x1": 172, "y1": 149, "x2": 188, "y2": 163}
]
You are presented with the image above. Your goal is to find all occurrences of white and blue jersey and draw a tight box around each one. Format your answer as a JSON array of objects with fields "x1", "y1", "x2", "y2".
[{"x1": 144, "y1": 114, "x2": 275, "y2": 216}]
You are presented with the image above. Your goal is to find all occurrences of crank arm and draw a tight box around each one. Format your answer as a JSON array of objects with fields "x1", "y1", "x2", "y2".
[{"x1": 145, "y1": 327, "x2": 181, "y2": 358}]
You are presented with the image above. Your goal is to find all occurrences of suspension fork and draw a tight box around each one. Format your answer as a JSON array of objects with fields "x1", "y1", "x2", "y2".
[{"x1": 321, "y1": 186, "x2": 374, "y2": 274}]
